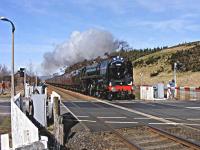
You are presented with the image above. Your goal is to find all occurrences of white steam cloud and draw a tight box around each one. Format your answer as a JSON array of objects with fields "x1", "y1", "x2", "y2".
[{"x1": 42, "y1": 29, "x2": 119, "y2": 74}]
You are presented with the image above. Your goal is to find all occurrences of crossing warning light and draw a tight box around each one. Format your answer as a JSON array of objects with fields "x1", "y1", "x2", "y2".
[{"x1": 19, "y1": 68, "x2": 25, "y2": 77}]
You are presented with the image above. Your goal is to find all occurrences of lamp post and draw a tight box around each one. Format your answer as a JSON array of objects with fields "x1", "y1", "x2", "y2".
[{"x1": 0, "y1": 17, "x2": 15, "y2": 99}]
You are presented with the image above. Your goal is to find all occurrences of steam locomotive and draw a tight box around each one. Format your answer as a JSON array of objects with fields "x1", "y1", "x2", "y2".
[{"x1": 47, "y1": 56, "x2": 135, "y2": 100}]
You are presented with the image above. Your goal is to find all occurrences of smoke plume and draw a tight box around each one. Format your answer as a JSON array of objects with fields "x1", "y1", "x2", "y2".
[{"x1": 42, "y1": 29, "x2": 119, "y2": 74}]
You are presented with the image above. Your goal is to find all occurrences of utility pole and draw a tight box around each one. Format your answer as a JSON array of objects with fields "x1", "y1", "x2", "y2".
[{"x1": 174, "y1": 62, "x2": 177, "y2": 86}]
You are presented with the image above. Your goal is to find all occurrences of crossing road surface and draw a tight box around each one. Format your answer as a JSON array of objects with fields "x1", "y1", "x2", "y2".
[
  {"x1": 0, "y1": 99, "x2": 10, "y2": 121},
  {"x1": 62, "y1": 99, "x2": 200, "y2": 132},
  {"x1": 113, "y1": 101, "x2": 200, "y2": 128}
]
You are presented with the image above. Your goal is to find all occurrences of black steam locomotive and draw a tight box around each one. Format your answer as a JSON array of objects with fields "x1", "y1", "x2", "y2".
[{"x1": 47, "y1": 56, "x2": 135, "y2": 100}]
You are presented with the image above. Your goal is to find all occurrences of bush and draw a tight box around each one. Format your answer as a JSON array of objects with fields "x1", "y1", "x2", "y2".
[{"x1": 170, "y1": 46, "x2": 200, "y2": 72}]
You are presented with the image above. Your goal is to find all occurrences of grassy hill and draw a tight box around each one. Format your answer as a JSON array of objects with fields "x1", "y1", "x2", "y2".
[{"x1": 133, "y1": 41, "x2": 200, "y2": 87}]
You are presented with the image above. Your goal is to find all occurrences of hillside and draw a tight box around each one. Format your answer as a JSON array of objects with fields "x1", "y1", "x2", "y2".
[
  {"x1": 133, "y1": 41, "x2": 200, "y2": 87},
  {"x1": 65, "y1": 46, "x2": 166, "y2": 73}
]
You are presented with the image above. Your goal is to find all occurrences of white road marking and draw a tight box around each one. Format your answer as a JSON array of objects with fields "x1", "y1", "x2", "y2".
[
  {"x1": 61, "y1": 102, "x2": 80, "y2": 121},
  {"x1": 60, "y1": 106, "x2": 66, "y2": 108},
  {"x1": 149, "y1": 122, "x2": 181, "y2": 125},
  {"x1": 148, "y1": 122, "x2": 200, "y2": 126},
  {"x1": 76, "y1": 115, "x2": 89, "y2": 118},
  {"x1": 186, "y1": 107, "x2": 200, "y2": 110},
  {"x1": 134, "y1": 117, "x2": 181, "y2": 121},
  {"x1": 146, "y1": 103, "x2": 157, "y2": 107},
  {"x1": 164, "y1": 118, "x2": 181, "y2": 121},
  {"x1": 0, "y1": 106, "x2": 10, "y2": 107},
  {"x1": 134, "y1": 117, "x2": 151, "y2": 120},
  {"x1": 97, "y1": 116, "x2": 127, "y2": 119},
  {"x1": 153, "y1": 103, "x2": 178, "y2": 108},
  {"x1": 105, "y1": 121, "x2": 138, "y2": 124},
  {"x1": 73, "y1": 101, "x2": 89, "y2": 103},
  {"x1": 60, "y1": 102, "x2": 92, "y2": 131},
  {"x1": 187, "y1": 118, "x2": 200, "y2": 121},
  {"x1": 0, "y1": 112, "x2": 10, "y2": 115},
  {"x1": 112, "y1": 101, "x2": 135, "y2": 104},
  {"x1": 79, "y1": 120, "x2": 96, "y2": 123}
]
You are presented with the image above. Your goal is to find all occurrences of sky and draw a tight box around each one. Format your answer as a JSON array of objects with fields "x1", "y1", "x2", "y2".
[{"x1": 0, "y1": 0, "x2": 200, "y2": 75}]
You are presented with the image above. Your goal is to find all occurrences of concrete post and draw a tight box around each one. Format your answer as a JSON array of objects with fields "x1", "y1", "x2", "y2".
[{"x1": 1, "y1": 134, "x2": 9, "y2": 150}]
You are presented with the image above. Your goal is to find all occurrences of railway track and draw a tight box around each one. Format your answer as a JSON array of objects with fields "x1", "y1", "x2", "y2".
[{"x1": 49, "y1": 85, "x2": 200, "y2": 150}]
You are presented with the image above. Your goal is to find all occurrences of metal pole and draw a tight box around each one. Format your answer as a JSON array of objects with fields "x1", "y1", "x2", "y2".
[
  {"x1": 35, "y1": 72, "x2": 37, "y2": 86},
  {"x1": 132, "y1": 64, "x2": 134, "y2": 83},
  {"x1": 174, "y1": 62, "x2": 177, "y2": 86},
  {"x1": 24, "y1": 69, "x2": 26, "y2": 97},
  {"x1": 11, "y1": 30, "x2": 15, "y2": 98}
]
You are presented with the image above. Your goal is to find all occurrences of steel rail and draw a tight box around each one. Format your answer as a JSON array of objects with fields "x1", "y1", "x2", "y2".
[{"x1": 148, "y1": 125, "x2": 200, "y2": 150}]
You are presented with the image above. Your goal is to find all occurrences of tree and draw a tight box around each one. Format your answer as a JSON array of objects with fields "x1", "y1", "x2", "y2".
[
  {"x1": 27, "y1": 61, "x2": 35, "y2": 76},
  {"x1": 0, "y1": 64, "x2": 10, "y2": 77},
  {"x1": 118, "y1": 40, "x2": 131, "y2": 51}
]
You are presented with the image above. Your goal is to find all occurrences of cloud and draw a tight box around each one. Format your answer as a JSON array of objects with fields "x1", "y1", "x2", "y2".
[
  {"x1": 136, "y1": 0, "x2": 200, "y2": 13},
  {"x1": 41, "y1": 29, "x2": 119, "y2": 74},
  {"x1": 127, "y1": 17, "x2": 200, "y2": 33}
]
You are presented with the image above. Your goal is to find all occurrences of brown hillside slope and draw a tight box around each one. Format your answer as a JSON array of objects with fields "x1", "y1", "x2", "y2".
[{"x1": 133, "y1": 42, "x2": 200, "y2": 87}]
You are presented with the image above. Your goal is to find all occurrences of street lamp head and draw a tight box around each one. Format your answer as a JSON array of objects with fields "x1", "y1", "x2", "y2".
[
  {"x1": 0, "y1": 17, "x2": 15, "y2": 32},
  {"x1": 0, "y1": 16, "x2": 9, "y2": 21}
]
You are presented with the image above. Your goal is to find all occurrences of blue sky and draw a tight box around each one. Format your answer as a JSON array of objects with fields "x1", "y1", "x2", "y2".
[{"x1": 0, "y1": 0, "x2": 200, "y2": 75}]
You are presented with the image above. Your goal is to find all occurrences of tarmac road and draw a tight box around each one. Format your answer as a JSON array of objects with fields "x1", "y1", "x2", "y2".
[
  {"x1": 113, "y1": 100, "x2": 200, "y2": 129},
  {"x1": 0, "y1": 99, "x2": 10, "y2": 123},
  {"x1": 62, "y1": 99, "x2": 200, "y2": 132}
]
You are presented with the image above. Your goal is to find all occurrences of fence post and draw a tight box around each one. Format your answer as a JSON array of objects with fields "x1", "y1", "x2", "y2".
[{"x1": 53, "y1": 97, "x2": 64, "y2": 149}]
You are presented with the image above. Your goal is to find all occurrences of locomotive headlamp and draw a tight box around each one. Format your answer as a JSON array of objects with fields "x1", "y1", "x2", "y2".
[
  {"x1": 128, "y1": 81, "x2": 132, "y2": 85},
  {"x1": 111, "y1": 87, "x2": 116, "y2": 92}
]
